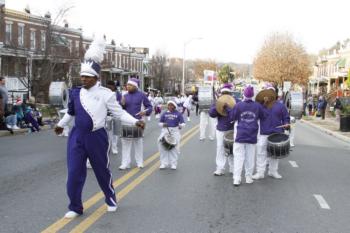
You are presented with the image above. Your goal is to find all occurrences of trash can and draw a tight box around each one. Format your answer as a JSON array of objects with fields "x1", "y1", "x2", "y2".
[{"x1": 340, "y1": 114, "x2": 350, "y2": 132}]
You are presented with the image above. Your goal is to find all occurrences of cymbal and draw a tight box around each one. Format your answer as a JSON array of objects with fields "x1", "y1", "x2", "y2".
[
  {"x1": 255, "y1": 89, "x2": 277, "y2": 109},
  {"x1": 216, "y1": 94, "x2": 235, "y2": 116}
]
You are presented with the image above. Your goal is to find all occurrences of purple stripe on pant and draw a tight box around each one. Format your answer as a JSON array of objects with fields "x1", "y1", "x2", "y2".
[{"x1": 67, "y1": 127, "x2": 116, "y2": 214}]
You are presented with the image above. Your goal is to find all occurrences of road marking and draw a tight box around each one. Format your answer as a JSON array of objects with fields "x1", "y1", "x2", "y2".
[
  {"x1": 313, "y1": 194, "x2": 331, "y2": 210},
  {"x1": 41, "y1": 125, "x2": 199, "y2": 233},
  {"x1": 288, "y1": 160, "x2": 299, "y2": 168},
  {"x1": 69, "y1": 127, "x2": 199, "y2": 232}
]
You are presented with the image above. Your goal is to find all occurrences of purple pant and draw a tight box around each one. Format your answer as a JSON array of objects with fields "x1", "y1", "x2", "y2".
[
  {"x1": 67, "y1": 127, "x2": 116, "y2": 214},
  {"x1": 154, "y1": 106, "x2": 161, "y2": 115}
]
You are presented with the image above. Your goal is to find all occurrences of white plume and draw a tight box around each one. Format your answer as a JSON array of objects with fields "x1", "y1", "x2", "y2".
[{"x1": 84, "y1": 36, "x2": 106, "y2": 63}]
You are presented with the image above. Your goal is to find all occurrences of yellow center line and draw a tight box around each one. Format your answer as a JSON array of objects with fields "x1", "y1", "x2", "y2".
[
  {"x1": 70, "y1": 128, "x2": 199, "y2": 233},
  {"x1": 41, "y1": 125, "x2": 199, "y2": 233}
]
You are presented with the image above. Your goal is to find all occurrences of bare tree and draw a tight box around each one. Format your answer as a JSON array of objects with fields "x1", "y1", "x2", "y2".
[
  {"x1": 150, "y1": 50, "x2": 169, "y2": 93},
  {"x1": 253, "y1": 32, "x2": 312, "y2": 87}
]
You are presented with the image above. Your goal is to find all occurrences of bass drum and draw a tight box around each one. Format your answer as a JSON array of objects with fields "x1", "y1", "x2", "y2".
[
  {"x1": 267, "y1": 133, "x2": 290, "y2": 159},
  {"x1": 223, "y1": 130, "x2": 234, "y2": 156},
  {"x1": 49, "y1": 82, "x2": 69, "y2": 108}
]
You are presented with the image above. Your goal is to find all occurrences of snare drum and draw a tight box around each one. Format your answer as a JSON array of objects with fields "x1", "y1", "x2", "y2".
[
  {"x1": 160, "y1": 133, "x2": 177, "y2": 150},
  {"x1": 121, "y1": 125, "x2": 143, "y2": 138},
  {"x1": 223, "y1": 130, "x2": 234, "y2": 156},
  {"x1": 267, "y1": 133, "x2": 290, "y2": 159}
]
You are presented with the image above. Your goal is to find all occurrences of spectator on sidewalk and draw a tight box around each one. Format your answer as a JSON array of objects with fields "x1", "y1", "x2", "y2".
[
  {"x1": 317, "y1": 96, "x2": 327, "y2": 120},
  {"x1": 0, "y1": 77, "x2": 16, "y2": 132},
  {"x1": 307, "y1": 95, "x2": 313, "y2": 116},
  {"x1": 334, "y1": 96, "x2": 342, "y2": 121}
]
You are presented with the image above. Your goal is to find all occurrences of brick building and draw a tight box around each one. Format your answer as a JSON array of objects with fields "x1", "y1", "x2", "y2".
[{"x1": 0, "y1": 3, "x2": 151, "y2": 104}]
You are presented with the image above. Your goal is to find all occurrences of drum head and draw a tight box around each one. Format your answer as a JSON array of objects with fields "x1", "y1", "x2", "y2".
[
  {"x1": 268, "y1": 133, "x2": 289, "y2": 143},
  {"x1": 164, "y1": 134, "x2": 177, "y2": 145}
]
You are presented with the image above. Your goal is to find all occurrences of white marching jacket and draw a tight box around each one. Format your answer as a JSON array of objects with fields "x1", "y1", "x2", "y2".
[{"x1": 58, "y1": 84, "x2": 137, "y2": 131}]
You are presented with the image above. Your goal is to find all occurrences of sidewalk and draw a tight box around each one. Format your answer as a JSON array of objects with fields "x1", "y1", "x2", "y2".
[
  {"x1": 300, "y1": 115, "x2": 350, "y2": 144},
  {"x1": 0, "y1": 124, "x2": 52, "y2": 137}
]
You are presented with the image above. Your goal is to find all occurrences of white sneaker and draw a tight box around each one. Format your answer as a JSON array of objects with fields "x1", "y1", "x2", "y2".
[
  {"x1": 199, "y1": 137, "x2": 205, "y2": 141},
  {"x1": 245, "y1": 176, "x2": 254, "y2": 184},
  {"x1": 187, "y1": 117, "x2": 191, "y2": 122},
  {"x1": 147, "y1": 116, "x2": 151, "y2": 121},
  {"x1": 86, "y1": 160, "x2": 92, "y2": 169},
  {"x1": 138, "y1": 164, "x2": 144, "y2": 169},
  {"x1": 209, "y1": 137, "x2": 214, "y2": 141},
  {"x1": 112, "y1": 148, "x2": 118, "y2": 155},
  {"x1": 119, "y1": 165, "x2": 130, "y2": 170},
  {"x1": 12, "y1": 125, "x2": 20, "y2": 130},
  {"x1": 159, "y1": 164, "x2": 167, "y2": 169},
  {"x1": 252, "y1": 173, "x2": 264, "y2": 180},
  {"x1": 64, "y1": 211, "x2": 80, "y2": 219},
  {"x1": 233, "y1": 179, "x2": 241, "y2": 186},
  {"x1": 6, "y1": 124, "x2": 12, "y2": 129},
  {"x1": 107, "y1": 205, "x2": 118, "y2": 212},
  {"x1": 213, "y1": 170, "x2": 224, "y2": 176},
  {"x1": 290, "y1": 144, "x2": 295, "y2": 147},
  {"x1": 170, "y1": 165, "x2": 177, "y2": 170},
  {"x1": 268, "y1": 172, "x2": 282, "y2": 179}
]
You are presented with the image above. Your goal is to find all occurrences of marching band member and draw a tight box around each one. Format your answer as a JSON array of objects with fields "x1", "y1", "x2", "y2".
[
  {"x1": 209, "y1": 83, "x2": 235, "y2": 176},
  {"x1": 154, "y1": 93, "x2": 164, "y2": 119},
  {"x1": 229, "y1": 85, "x2": 266, "y2": 186},
  {"x1": 253, "y1": 86, "x2": 290, "y2": 180},
  {"x1": 147, "y1": 92, "x2": 155, "y2": 121},
  {"x1": 119, "y1": 78, "x2": 153, "y2": 170},
  {"x1": 54, "y1": 37, "x2": 144, "y2": 218},
  {"x1": 182, "y1": 94, "x2": 193, "y2": 122},
  {"x1": 106, "y1": 81, "x2": 122, "y2": 154},
  {"x1": 158, "y1": 101, "x2": 185, "y2": 170}
]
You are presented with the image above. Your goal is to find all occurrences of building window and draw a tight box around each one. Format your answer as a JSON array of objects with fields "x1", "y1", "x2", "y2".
[
  {"x1": 30, "y1": 30, "x2": 36, "y2": 50},
  {"x1": 75, "y1": 41, "x2": 79, "y2": 56},
  {"x1": 68, "y1": 40, "x2": 72, "y2": 54},
  {"x1": 41, "y1": 31, "x2": 46, "y2": 51},
  {"x1": 5, "y1": 22, "x2": 12, "y2": 45},
  {"x1": 18, "y1": 24, "x2": 24, "y2": 47}
]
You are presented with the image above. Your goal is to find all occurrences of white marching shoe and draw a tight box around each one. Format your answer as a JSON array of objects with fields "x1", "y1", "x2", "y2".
[
  {"x1": 64, "y1": 211, "x2": 80, "y2": 219},
  {"x1": 170, "y1": 165, "x2": 177, "y2": 170},
  {"x1": 213, "y1": 169, "x2": 224, "y2": 176},
  {"x1": 268, "y1": 172, "x2": 282, "y2": 179},
  {"x1": 233, "y1": 178, "x2": 241, "y2": 186},
  {"x1": 252, "y1": 173, "x2": 265, "y2": 180},
  {"x1": 245, "y1": 176, "x2": 254, "y2": 184},
  {"x1": 107, "y1": 205, "x2": 118, "y2": 212},
  {"x1": 187, "y1": 117, "x2": 191, "y2": 122},
  {"x1": 159, "y1": 164, "x2": 167, "y2": 169},
  {"x1": 119, "y1": 165, "x2": 130, "y2": 170}
]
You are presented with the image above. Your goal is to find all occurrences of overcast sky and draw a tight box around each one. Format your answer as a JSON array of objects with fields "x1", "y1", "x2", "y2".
[{"x1": 6, "y1": 0, "x2": 350, "y2": 63}]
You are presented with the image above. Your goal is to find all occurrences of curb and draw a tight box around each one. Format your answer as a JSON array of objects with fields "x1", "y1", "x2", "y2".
[
  {"x1": 0, "y1": 125, "x2": 51, "y2": 137},
  {"x1": 300, "y1": 119, "x2": 350, "y2": 144}
]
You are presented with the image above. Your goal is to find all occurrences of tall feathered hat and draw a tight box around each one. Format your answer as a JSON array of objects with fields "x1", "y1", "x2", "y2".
[{"x1": 80, "y1": 36, "x2": 106, "y2": 77}]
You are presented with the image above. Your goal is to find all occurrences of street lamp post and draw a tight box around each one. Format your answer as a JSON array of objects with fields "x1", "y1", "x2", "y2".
[{"x1": 182, "y1": 37, "x2": 202, "y2": 94}]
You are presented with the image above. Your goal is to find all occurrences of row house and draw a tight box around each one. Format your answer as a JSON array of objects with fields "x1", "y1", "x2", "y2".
[
  {"x1": 0, "y1": 6, "x2": 83, "y2": 103},
  {"x1": 0, "y1": 5, "x2": 151, "y2": 103},
  {"x1": 309, "y1": 41, "x2": 350, "y2": 97}
]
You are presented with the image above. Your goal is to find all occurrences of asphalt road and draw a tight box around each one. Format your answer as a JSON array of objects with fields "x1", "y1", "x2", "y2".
[{"x1": 0, "y1": 116, "x2": 350, "y2": 233}]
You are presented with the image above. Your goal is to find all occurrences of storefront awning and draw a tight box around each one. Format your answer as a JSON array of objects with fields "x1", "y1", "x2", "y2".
[{"x1": 336, "y1": 58, "x2": 346, "y2": 68}]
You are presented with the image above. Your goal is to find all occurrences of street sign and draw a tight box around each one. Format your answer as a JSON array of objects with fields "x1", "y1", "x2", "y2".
[{"x1": 283, "y1": 81, "x2": 291, "y2": 92}]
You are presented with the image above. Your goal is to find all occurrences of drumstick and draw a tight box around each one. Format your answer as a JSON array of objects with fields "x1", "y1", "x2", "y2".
[
  {"x1": 276, "y1": 124, "x2": 290, "y2": 128},
  {"x1": 135, "y1": 110, "x2": 146, "y2": 116}
]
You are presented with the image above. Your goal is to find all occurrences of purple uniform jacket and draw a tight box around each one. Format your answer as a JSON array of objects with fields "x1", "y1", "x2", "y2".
[
  {"x1": 229, "y1": 99, "x2": 266, "y2": 144},
  {"x1": 123, "y1": 90, "x2": 152, "y2": 119},
  {"x1": 68, "y1": 88, "x2": 93, "y2": 132},
  {"x1": 209, "y1": 103, "x2": 233, "y2": 131},
  {"x1": 259, "y1": 101, "x2": 290, "y2": 135},
  {"x1": 160, "y1": 110, "x2": 185, "y2": 127}
]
